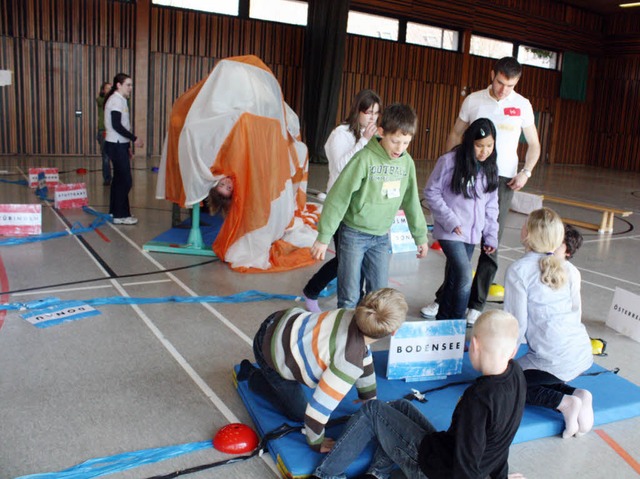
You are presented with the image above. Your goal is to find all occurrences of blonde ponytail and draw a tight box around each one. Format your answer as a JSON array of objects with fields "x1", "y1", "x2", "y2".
[
  {"x1": 525, "y1": 208, "x2": 566, "y2": 290},
  {"x1": 539, "y1": 254, "x2": 566, "y2": 290}
]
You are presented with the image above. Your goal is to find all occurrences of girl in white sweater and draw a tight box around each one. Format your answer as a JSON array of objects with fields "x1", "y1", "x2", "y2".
[{"x1": 504, "y1": 207, "x2": 594, "y2": 438}]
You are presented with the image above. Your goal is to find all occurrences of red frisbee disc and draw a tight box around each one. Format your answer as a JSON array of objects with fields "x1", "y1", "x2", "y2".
[{"x1": 213, "y1": 423, "x2": 259, "y2": 454}]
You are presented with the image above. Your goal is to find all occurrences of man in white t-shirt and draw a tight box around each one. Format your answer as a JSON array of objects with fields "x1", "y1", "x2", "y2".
[{"x1": 422, "y1": 57, "x2": 541, "y2": 324}]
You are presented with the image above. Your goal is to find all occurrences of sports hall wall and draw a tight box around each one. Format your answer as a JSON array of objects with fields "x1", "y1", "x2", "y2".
[{"x1": 0, "y1": 0, "x2": 638, "y2": 171}]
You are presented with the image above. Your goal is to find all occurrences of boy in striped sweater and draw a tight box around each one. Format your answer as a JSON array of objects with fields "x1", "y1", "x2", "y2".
[{"x1": 237, "y1": 288, "x2": 408, "y2": 452}]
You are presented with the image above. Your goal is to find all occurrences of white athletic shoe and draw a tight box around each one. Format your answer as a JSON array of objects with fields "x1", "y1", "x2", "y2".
[
  {"x1": 466, "y1": 308, "x2": 482, "y2": 326},
  {"x1": 113, "y1": 216, "x2": 138, "y2": 225},
  {"x1": 420, "y1": 301, "x2": 439, "y2": 318}
]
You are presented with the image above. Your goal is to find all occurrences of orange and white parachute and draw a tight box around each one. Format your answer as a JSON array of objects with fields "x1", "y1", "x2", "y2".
[{"x1": 156, "y1": 55, "x2": 319, "y2": 272}]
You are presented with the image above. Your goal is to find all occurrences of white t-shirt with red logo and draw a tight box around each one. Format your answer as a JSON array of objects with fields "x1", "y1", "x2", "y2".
[{"x1": 459, "y1": 87, "x2": 535, "y2": 178}]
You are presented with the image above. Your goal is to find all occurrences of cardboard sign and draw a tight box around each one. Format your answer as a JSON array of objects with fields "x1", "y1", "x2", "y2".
[
  {"x1": 55, "y1": 183, "x2": 88, "y2": 209},
  {"x1": 28, "y1": 168, "x2": 59, "y2": 188},
  {"x1": 389, "y1": 210, "x2": 417, "y2": 253},
  {"x1": 606, "y1": 287, "x2": 640, "y2": 343},
  {"x1": 387, "y1": 319, "x2": 467, "y2": 381},
  {"x1": 0, "y1": 204, "x2": 42, "y2": 236},
  {"x1": 21, "y1": 301, "x2": 101, "y2": 328}
]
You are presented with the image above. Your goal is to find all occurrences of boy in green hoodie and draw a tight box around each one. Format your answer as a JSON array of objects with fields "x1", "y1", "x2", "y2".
[{"x1": 311, "y1": 103, "x2": 429, "y2": 308}]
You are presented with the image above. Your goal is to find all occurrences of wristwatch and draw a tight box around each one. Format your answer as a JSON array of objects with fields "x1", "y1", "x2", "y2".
[{"x1": 520, "y1": 168, "x2": 532, "y2": 178}]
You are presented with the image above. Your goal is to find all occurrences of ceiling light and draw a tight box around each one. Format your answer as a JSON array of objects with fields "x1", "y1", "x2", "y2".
[{"x1": 619, "y1": 2, "x2": 640, "y2": 7}]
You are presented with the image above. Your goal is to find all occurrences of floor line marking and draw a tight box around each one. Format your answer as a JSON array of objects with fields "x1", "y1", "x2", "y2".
[
  {"x1": 109, "y1": 279, "x2": 280, "y2": 475},
  {"x1": 595, "y1": 429, "x2": 640, "y2": 474},
  {"x1": 121, "y1": 278, "x2": 173, "y2": 287},
  {"x1": 107, "y1": 226, "x2": 254, "y2": 346},
  {"x1": 12, "y1": 284, "x2": 114, "y2": 297}
]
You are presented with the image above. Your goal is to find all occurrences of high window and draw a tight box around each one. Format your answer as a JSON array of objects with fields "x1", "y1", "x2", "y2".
[
  {"x1": 152, "y1": 0, "x2": 239, "y2": 15},
  {"x1": 518, "y1": 45, "x2": 558, "y2": 70},
  {"x1": 469, "y1": 35, "x2": 513, "y2": 59},
  {"x1": 347, "y1": 11, "x2": 399, "y2": 40},
  {"x1": 249, "y1": 0, "x2": 308, "y2": 26},
  {"x1": 406, "y1": 22, "x2": 459, "y2": 51}
]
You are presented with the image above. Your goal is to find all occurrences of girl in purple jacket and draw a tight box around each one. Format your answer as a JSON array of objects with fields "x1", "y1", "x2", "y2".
[{"x1": 424, "y1": 118, "x2": 499, "y2": 322}]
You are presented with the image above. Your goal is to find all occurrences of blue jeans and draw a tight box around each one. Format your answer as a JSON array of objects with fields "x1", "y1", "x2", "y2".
[
  {"x1": 96, "y1": 129, "x2": 112, "y2": 183},
  {"x1": 314, "y1": 399, "x2": 434, "y2": 479},
  {"x1": 249, "y1": 313, "x2": 307, "y2": 422},
  {"x1": 337, "y1": 224, "x2": 390, "y2": 308},
  {"x1": 436, "y1": 240, "x2": 475, "y2": 320}
]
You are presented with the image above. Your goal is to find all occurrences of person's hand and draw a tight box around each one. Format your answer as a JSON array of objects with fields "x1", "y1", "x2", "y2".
[
  {"x1": 363, "y1": 122, "x2": 378, "y2": 140},
  {"x1": 134, "y1": 137, "x2": 144, "y2": 149},
  {"x1": 508, "y1": 473, "x2": 527, "y2": 479},
  {"x1": 483, "y1": 244, "x2": 496, "y2": 254},
  {"x1": 310, "y1": 241, "x2": 328, "y2": 260},
  {"x1": 453, "y1": 226, "x2": 463, "y2": 236},
  {"x1": 507, "y1": 172, "x2": 528, "y2": 191},
  {"x1": 319, "y1": 437, "x2": 335, "y2": 453},
  {"x1": 416, "y1": 242, "x2": 429, "y2": 259}
]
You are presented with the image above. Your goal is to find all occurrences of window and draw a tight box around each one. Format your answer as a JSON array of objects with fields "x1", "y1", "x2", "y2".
[
  {"x1": 469, "y1": 35, "x2": 513, "y2": 59},
  {"x1": 347, "y1": 11, "x2": 399, "y2": 41},
  {"x1": 406, "y1": 22, "x2": 459, "y2": 51},
  {"x1": 517, "y1": 45, "x2": 558, "y2": 70},
  {"x1": 250, "y1": 0, "x2": 308, "y2": 26},
  {"x1": 152, "y1": 0, "x2": 239, "y2": 15}
]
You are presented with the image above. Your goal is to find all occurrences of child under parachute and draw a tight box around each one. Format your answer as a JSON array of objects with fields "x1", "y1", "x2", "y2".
[{"x1": 156, "y1": 55, "x2": 319, "y2": 272}]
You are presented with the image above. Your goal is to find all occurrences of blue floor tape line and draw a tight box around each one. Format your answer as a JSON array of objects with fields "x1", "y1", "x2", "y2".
[
  {"x1": 235, "y1": 348, "x2": 640, "y2": 478},
  {"x1": 15, "y1": 440, "x2": 212, "y2": 479},
  {"x1": 3, "y1": 290, "x2": 300, "y2": 313}
]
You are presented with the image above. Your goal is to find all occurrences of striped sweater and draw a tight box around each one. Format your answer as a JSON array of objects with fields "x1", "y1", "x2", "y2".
[{"x1": 261, "y1": 307, "x2": 377, "y2": 450}]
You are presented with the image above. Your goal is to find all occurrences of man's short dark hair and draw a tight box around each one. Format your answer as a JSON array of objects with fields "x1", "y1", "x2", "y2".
[
  {"x1": 380, "y1": 103, "x2": 417, "y2": 136},
  {"x1": 493, "y1": 57, "x2": 522, "y2": 79}
]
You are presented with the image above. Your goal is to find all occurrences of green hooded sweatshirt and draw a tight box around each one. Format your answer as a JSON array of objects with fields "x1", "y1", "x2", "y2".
[{"x1": 316, "y1": 137, "x2": 428, "y2": 246}]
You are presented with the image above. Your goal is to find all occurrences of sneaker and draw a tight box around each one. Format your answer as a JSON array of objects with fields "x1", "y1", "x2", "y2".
[
  {"x1": 303, "y1": 294, "x2": 322, "y2": 313},
  {"x1": 466, "y1": 308, "x2": 482, "y2": 326},
  {"x1": 420, "y1": 301, "x2": 439, "y2": 318},
  {"x1": 113, "y1": 216, "x2": 138, "y2": 225}
]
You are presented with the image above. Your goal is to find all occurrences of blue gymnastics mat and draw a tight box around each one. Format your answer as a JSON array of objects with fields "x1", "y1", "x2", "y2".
[
  {"x1": 234, "y1": 348, "x2": 640, "y2": 478},
  {"x1": 143, "y1": 211, "x2": 223, "y2": 256}
]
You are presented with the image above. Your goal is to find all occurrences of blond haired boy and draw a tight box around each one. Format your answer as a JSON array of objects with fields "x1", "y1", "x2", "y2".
[
  {"x1": 237, "y1": 288, "x2": 408, "y2": 452},
  {"x1": 312, "y1": 310, "x2": 527, "y2": 479}
]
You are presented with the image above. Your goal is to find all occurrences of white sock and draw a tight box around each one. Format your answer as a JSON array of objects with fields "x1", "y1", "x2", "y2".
[
  {"x1": 558, "y1": 394, "x2": 582, "y2": 438},
  {"x1": 573, "y1": 389, "x2": 594, "y2": 436}
]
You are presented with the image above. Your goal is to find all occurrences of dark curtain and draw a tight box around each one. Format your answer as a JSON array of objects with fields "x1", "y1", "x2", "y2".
[
  {"x1": 560, "y1": 51, "x2": 589, "y2": 102},
  {"x1": 303, "y1": 0, "x2": 350, "y2": 163}
]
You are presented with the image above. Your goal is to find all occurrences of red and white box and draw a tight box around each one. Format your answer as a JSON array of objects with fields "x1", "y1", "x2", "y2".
[
  {"x1": 0, "y1": 204, "x2": 42, "y2": 236},
  {"x1": 54, "y1": 183, "x2": 88, "y2": 209},
  {"x1": 28, "y1": 168, "x2": 59, "y2": 188}
]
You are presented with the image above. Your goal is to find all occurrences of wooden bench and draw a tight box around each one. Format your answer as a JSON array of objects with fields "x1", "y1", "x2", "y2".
[{"x1": 543, "y1": 195, "x2": 633, "y2": 234}]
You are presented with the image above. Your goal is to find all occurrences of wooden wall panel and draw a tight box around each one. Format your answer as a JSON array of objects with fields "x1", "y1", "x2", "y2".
[
  {"x1": 341, "y1": 36, "x2": 462, "y2": 161},
  {"x1": 591, "y1": 57, "x2": 640, "y2": 171},
  {"x1": 0, "y1": 35, "x2": 133, "y2": 155},
  {"x1": 1, "y1": 0, "x2": 638, "y2": 170},
  {"x1": 145, "y1": 9, "x2": 305, "y2": 157},
  {"x1": 0, "y1": 0, "x2": 135, "y2": 48}
]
